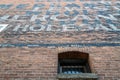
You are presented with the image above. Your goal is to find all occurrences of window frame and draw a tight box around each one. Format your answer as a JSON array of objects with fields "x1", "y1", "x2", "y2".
[
  {"x1": 57, "y1": 51, "x2": 98, "y2": 80},
  {"x1": 58, "y1": 58, "x2": 91, "y2": 74}
]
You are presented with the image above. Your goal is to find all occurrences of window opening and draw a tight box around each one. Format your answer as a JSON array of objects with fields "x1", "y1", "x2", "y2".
[{"x1": 58, "y1": 51, "x2": 91, "y2": 74}]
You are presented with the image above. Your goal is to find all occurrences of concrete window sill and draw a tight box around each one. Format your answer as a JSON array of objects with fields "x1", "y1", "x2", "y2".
[{"x1": 57, "y1": 73, "x2": 98, "y2": 80}]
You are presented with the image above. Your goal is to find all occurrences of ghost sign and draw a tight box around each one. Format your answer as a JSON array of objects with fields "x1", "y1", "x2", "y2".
[
  {"x1": 0, "y1": 1, "x2": 120, "y2": 33},
  {"x1": 0, "y1": 24, "x2": 8, "y2": 32}
]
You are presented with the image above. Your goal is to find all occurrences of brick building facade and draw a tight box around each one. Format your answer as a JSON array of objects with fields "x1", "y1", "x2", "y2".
[{"x1": 0, "y1": 0, "x2": 120, "y2": 80}]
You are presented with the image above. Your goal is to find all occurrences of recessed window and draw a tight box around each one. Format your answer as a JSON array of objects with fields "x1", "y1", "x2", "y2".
[
  {"x1": 57, "y1": 51, "x2": 98, "y2": 80},
  {"x1": 58, "y1": 51, "x2": 91, "y2": 74}
]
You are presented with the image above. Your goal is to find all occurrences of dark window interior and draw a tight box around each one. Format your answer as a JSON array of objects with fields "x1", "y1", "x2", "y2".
[{"x1": 58, "y1": 51, "x2": 91, "y2": 74}]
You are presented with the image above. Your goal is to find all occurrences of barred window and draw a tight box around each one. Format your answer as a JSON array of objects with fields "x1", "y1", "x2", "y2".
[{"x1": 58, "y1": 51, "x2": 91, "y2": 74}]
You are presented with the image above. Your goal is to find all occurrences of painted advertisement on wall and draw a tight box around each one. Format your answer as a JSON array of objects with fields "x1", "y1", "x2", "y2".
[{"x1": 0, "y1": 0, "x2": 120, "y2": 47}]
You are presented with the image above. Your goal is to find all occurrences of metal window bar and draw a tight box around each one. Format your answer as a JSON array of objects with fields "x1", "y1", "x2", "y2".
[{"x1": 60, "y1": 66, "x2": 86, "y2": 74}]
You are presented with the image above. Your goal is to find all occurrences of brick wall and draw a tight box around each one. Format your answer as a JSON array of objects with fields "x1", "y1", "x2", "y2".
[{"x1": 0, "y1": 47, "x2": 120, "y2": 80}]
